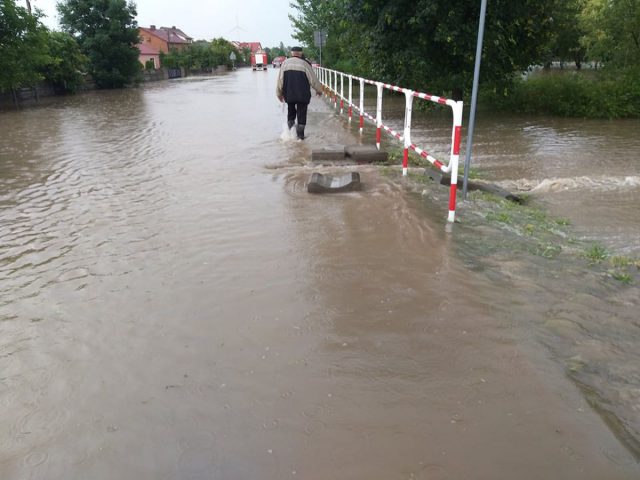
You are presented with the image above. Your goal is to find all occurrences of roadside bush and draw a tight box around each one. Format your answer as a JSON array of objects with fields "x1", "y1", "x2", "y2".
[{"x1": 482, "y1": 68, "x2": 640, "y2": 119}]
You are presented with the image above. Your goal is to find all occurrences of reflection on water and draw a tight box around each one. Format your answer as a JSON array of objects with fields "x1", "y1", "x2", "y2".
[{"x1": 1, "y1": 71, "x2": 640, "y2": 479}]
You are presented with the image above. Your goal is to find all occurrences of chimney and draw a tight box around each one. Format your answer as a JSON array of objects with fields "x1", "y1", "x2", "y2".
[
  {"x1": 150, "y1": 25, "x2": 156, "y2": 30},
  {"x1": 171, "y1": 26, "x2": 176, "y2": 30}
]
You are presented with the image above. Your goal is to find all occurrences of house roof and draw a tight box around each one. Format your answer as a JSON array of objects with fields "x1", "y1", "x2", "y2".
[
  {"x1": 138, "y1": 43, "x2": 160, "y2": 55},
  {"x1": 236, "y1": 42, "x2": 263, "y2": 53},
  {"x1": 140, "y1": 26, "x2": 193, "y2": 44}
]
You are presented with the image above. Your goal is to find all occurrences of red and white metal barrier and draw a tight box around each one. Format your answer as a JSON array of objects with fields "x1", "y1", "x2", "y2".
[{"x1": 314, "y1": 67, "x2": 464, "y2": 223}]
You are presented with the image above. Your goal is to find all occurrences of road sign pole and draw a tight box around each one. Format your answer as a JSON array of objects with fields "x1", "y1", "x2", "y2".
[{"x1": 462, "y1": 0, "x2": 487, "y2": 198}]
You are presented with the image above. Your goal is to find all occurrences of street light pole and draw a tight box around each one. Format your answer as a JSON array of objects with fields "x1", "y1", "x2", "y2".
[{"x1": 462, "y1": 0, "x2": 488, "y2": 198}]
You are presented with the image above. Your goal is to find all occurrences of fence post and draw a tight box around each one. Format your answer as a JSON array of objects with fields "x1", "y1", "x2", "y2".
[
  {"x1": 403, "y1": 90, "x2": 415, "y2": 177},
  {"x1": 447, "y1": 100, "x2": 464, "y2": 223},
  {"x1": 348, "y1": 75, "x2": 353, "y2": 122},
  {"x1": 333, "y1": 71, "x2": 338, "y2": 107},
  {"x1": 359, "y1": 78, "x2": 365, "y2": 134},
  {"x1": 324, "y1": 68, "x2": 329, "y2": 97},
  {"x1": 340, "y1": 74, "x2": 344, "y2": 114},
  {"x1": 375, "y1": 82, "x2": 383, "y2": 150}
]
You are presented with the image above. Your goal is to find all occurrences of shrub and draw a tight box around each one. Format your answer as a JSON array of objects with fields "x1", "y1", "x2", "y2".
[{"x1": 481, "y1": 68, "x2": 640, "y2": 118}]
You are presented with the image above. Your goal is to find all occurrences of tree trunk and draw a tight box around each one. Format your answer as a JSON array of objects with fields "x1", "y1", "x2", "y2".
[
  {"x1": 12, "y1": 88, "x2": 18, "y2": 110},
  {"x1": 25, "y1": 0, "x2": 31, "y2": 14}
]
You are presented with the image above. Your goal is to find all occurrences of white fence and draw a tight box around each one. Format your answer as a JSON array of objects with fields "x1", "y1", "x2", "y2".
[{"x1": 315, "y1": 67, "x2": 464, "y2": 223}]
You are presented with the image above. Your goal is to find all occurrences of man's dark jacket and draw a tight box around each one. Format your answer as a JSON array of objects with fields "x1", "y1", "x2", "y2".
[{"x1": 276, "y1": 56, "x2": 322, "y2": 104}]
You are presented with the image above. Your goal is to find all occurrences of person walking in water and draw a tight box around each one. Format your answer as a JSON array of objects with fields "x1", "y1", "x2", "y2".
[{"x1": 276, "y1": 46, "x2": 323, "y2": 140}]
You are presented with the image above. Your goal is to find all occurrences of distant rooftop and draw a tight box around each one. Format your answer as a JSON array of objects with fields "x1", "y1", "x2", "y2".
[
  {"x1": 235, "y1": 42, "x2": 263, "y2": 53},
  {"x1": 140, "y1": 25, "x2": 193, "y2": 44}
]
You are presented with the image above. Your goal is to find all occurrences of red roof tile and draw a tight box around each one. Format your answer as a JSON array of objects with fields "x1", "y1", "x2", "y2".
[
  {"x1": 140, "y1": 26, "x2": 192, "y2": 44},
  {"x1": 237, "y1": 42, "x2": 263, "y2": 53}
]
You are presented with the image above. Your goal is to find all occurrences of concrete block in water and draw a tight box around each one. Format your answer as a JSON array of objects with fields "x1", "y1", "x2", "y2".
[
  {"x1": 426, "y1": 170, "x2": 451, "y2": 186},
  {"x1": 311, "y1": 145, "x2": 346, "y2": 161},
  {"x1": 425, "y1": 169, "x2": 522, "y2": 203},
  {"x1": 307, "y1": 172, "x2": 361, "y2": 194},
  {"x1": 345, "y1": 145, "x2": 388, "y2": 164}
]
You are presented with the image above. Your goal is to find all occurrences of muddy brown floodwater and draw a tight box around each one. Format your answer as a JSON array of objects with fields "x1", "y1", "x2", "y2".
[{"x1": 1, "y1": 69, "x2": 639, "y2": 479}]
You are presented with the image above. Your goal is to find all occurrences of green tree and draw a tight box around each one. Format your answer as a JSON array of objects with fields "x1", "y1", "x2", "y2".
[
  {"x1": 290, "y1": 0, "x2": 361, "y2": 72},
  {"x1": 160, "y1": 38, "x2": 238, "y2": 70},
  {"x1": 291, "y1": 0, "x2": 560, "y2": 94},
  {"x1": 268, "y1": 42, "x2": 288, "y2": 58},
  {"x1": 0, "y1": 0, "x2": 50, "y2": 94},
  {"x1": 580, "y1": 0, "x2": 640, "y2": 68},
  {"x1": 57, "y1": 0, "x2": 140, "y2": 88},
  {"x1": 209, "y1": 37, "x2": 236, "y2": 66},
  {"x1": 544, "y1": 0, "x2": 586, "y2": 69},
  {"x1": 41, "y1": 30, "x2": 88, "y2": 92}
]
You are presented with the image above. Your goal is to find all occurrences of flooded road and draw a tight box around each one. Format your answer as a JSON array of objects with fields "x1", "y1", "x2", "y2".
[{"x1": 1, "y1": 69, "x2": 639, "y2": 479}]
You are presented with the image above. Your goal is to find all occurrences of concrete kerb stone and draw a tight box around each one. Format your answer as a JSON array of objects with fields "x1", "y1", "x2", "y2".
[
  {"x1": 311, "y1": 145, "x2": 346, "y2": 161},
  {"x1": 311, "y1": 144, "x2": 389, "y2": 164},
  {"x1": 345, "y1": 145, "x2": 388, "y2": 164},
  {"x1": 307, "y1": 172, "x2": 362, "y2": 193},
  {"x1": 425, "y1": 170, "x2": 522, "y2": 203}
]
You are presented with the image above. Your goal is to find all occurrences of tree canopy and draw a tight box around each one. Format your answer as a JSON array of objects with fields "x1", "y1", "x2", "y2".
[
  {"x1": 0, "y1": 0, "x2": 49, "y2": 92},
  {"x1": 160, "y1": 37, "x2": 239, "y2": 70},
  {"x1": 580, "y1": 0, "x2": 640, "y2": 68},
  {"x1": 41, "y1": 30, "x2": 88, "y2": 92},
  {"x1": 290, "y1": 0, "x2": 639, "y2": 96},
  {"x1": 57, "y1": 0, "x2": 140, "y2": 88}
]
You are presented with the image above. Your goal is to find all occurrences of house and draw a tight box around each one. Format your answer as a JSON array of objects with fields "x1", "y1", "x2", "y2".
[
  {"x1": 138, "y1": 25, "x2": 193, "y2": 56},
  {"x1": 138, "y1": 42, "x2": 161, "y2": 69},
  {"x1": 234, "y1": 42, "x2": 263, "y2": 54}
]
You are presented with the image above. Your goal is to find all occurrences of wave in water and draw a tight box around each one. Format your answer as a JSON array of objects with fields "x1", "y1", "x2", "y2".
[{"x1": 503, "y1": 175, "x2": 640, "y2": 193}]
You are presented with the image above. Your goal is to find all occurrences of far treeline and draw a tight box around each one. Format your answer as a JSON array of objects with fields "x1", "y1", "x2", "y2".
[
  {"x1": 291, "y1": 0, "x2": 640, "y2": 118},
  {"x1": 0, "y1": 0, "x2": 285, "y2": 101}
]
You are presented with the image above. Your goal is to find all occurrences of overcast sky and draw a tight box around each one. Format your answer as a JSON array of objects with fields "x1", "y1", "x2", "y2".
[{"x1": 31, "y1": 0, "x2": 299, "y2": 47}]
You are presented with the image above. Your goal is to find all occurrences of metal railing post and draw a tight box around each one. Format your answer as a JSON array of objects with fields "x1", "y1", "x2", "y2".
[
  {"x1": 375, "y1": 82, "x2": 383, "y2": 150},
  {"x1": 359, "y1": 78, "x2": 365, "y2": 134},
  {"x1": 348, "y1": 75, "x2": 353, "y2": 122},
  {"x1": 403, "y1": 90, "x2": 414, "y2": 176},
  {"x1": 340, "y1": 74, "x2": 344, "y2": 114},
  {"x1": 448, "y1": 100, "x2": 464, "y2": 223}
]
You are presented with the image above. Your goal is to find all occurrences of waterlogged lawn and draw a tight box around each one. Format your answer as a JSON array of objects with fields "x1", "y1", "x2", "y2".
[
  {"x1": 465, "y1": 190, "x2": 639, "y2": 285},
  {"x1": 381, "y1": 165, "x2": 639, "y2": 286}
]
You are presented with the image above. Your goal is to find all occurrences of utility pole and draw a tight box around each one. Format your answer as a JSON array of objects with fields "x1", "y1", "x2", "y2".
[
  {"x1": 462, "y1": 0, "x2": 488, "y2": 198},
  {"x1": 26, "y1": 0, "x2": 32, "y2": 14}
]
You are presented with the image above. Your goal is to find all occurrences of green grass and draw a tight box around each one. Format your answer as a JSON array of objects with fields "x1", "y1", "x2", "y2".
[
  {"x1": 582, "y1": 244, "x2": 609, "y2": 264},
  {"x1": 610, "y1": 256, "x2": 633, "y2": 268},
  {"x1": 532, "y1": 243, "x2": 563, "y2": 258},
  {"x1": 394, "y1": 171, "x2": 639, "y2": 288},
  {"x1": 611, "y1": 271, "x2": 633, "y2": 284}
]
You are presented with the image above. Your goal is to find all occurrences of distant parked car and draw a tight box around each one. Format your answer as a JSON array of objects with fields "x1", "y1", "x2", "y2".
[{"x1": 272, "y1": 56, "x2": 286, "y2": 68}]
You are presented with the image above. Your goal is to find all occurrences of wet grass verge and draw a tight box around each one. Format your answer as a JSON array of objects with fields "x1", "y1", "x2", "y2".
[
  {"x1": 383, "y1": 163, "x2": 640, "y2": 286},
  {"x1": 470, "y1": 189, "x2": 640, "y2": 284}
]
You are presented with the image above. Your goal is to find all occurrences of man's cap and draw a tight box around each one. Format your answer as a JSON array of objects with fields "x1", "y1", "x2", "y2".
[{"x1": 291, "y1": 46, "x2": 303, "y2": 52}]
